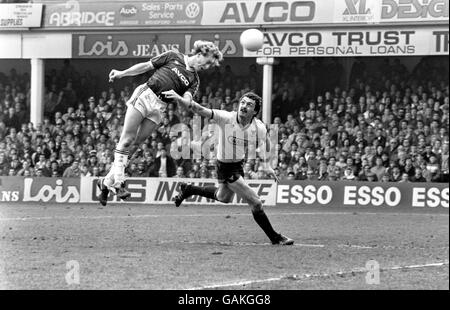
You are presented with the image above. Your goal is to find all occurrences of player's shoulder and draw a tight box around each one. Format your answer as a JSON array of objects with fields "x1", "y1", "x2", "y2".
[
  {"x1": 254, "y1": 117, "x2": 265, "y2": 127},
  {"x1": 216, "y1": 109, "x2": 234, "y2": 119},
  {"x1": 170, "y1": 50, "x2": 185, "y2": 60},
  {"x1": 156, "y1": 49, "x2": 183, "y2": 61},
  {"x1": 254, "y1": 118, "x2": 267, "y2": 132}
]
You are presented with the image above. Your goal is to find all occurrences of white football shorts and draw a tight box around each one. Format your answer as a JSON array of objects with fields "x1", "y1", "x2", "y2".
[{"x1": 126, "y1": 83, "x2": 166, "y2": 124}]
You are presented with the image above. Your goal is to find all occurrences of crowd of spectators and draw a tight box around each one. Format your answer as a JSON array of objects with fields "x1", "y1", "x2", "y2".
[{"x1": 0, "y1": 56, "x2": 448, "y2": 183}]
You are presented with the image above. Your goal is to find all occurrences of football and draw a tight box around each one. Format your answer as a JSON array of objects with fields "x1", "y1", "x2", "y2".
[{"x1": 240, "y1": 28, "x2": 264, "y2": 52}]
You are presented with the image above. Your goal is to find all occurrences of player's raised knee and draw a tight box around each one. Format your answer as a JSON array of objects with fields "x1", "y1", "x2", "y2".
[
  {"x1": 251, "y1": 200, "x2": 263, "y2": 213},
  {"x1": 217, "y1": 193, "x2": 233, "y2": 203},
  {"x1": 120, "y1": 136, "x2": 135, "y2": 149}
]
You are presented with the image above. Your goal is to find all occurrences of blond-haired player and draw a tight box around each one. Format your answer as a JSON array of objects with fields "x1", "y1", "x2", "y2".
[{"x1": 98, "y1": 41, "x2": 223, "y2": 206}]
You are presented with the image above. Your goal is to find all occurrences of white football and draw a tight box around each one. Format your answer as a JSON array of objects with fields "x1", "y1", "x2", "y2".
[{"x1": 240, "y1": 29, "x2": 264, "y2": 52}]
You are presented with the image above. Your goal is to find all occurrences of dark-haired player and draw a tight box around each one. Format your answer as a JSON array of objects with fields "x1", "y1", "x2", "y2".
[
  {"x1": 97, "y1": 41, "x2": 223, "y2": 206},
  {"x1": 162, "y1": 91, "x2": 294, "y2": 245}
]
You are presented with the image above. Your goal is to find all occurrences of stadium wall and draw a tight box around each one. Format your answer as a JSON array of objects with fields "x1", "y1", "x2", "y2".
[{"x1": 0, "y1": 177, "x2": 447, "y2": 210}]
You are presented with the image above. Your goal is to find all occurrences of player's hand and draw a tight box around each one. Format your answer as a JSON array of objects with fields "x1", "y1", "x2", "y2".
[
  {"x1": 162, "y1": 90, "x2": 182, "y2": 103},
  {"x1": 109, "y1": 70, "x2": 122, "y2": 82}
]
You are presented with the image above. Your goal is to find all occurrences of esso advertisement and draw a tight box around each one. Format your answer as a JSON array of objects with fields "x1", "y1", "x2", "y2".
[{"x1": 277, "y1": 181, "x2": 449, "y2": 209}]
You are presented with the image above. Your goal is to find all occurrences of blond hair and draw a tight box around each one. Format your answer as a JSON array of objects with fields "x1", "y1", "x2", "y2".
[{"x1": 192, "y1": 40, "x2": 223, "y2": 67}]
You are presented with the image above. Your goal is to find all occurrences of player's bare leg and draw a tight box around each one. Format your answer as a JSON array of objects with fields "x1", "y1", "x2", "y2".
[
  {"x1": 127, "y1": 118, "x2": 159, "y2": 164},
  {"x1": 227, "y1": 177, "x2": 294, "y2": 245},
  {"x1": 174, "y1": 182, "x2": 234, "y2": 207},
  {"x1": 98, "y1": 106, "x2": 144, "y2": 205},
  {"x1": 174, "y1": 177, "x2": 293, "y2": 245}
]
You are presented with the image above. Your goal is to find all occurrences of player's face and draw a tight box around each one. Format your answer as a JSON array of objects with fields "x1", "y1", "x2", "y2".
[
  {"x1": 238, "y1": 97, "x2": 257, "y2": 118},
  {"x1": 193, "y1": 54, "x2": 215, "y2": 71}
]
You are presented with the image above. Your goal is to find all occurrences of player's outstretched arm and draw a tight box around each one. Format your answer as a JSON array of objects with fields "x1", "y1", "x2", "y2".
[
  {"x1": 189, "y1": 101, "x2": 213, "y2": 119},
  {"x1": 162, "y1": 90, "x2": 213, "y2": 119},
  {"x1": 109, "y1": 60, "x2": 154, "y2": 82}
]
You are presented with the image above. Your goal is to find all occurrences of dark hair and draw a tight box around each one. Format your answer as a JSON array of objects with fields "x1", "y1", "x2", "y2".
[{"x1": 240, "y1": 92, "x2": 262, "y2": 115}]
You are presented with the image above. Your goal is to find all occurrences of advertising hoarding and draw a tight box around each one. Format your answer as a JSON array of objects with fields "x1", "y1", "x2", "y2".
[
  {"x1": 40, "y1": 0, "x2": 449, "y2": 29},
  {"x1": 243, "y1": 27, "x2": 449, "y2": 57},
  {"x1": 0, "y1": 3, "x2": 43, "y2": 28},
  {"x1": 277, "y1": 180, "x2": 449, "y2": 209},
  {"x1": 42, "y1": 1, "x2": 202, "y2": 28},
  {"x1": 72, "y1": 32, "x2": 243, "y2": 58},
  {"x1": 1, "y1": 177, "x2": 447, "y2": 210}
]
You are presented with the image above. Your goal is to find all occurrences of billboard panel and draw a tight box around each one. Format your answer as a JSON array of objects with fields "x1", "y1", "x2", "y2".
[
  {"x1": 0, "y1": 177, "x2": 447, "y2": 210},
  {"x1": 201, "y1": 0, "x2": 332, "y2": 26},
  {"x1": 41, "y1": 1, "x2": 449, "y2": 29},
  {"x1": 201, "y1": 0, "x2": 449, "y2": 26},
  {"x1": 0, "y1": 3, "x2": 43, "y2": 28},
  {"x1": 72, "y1": 32, "x2": 242, "y2": 58},
  {"x1": 243, "y1": 27, "x2": 449, "y2": 57},
  {"x1": 277, "y1": 181, "x2": 449, "y2": 209},
  {"x1": 42, "y1": 1, "x2": 202, "y2": 28},
  {"x1": 333, "y1": 0, "x2": 449, "y2": 24},
  {"x1": 79, "y1": 177, "x2": 277, "y2": 206}
]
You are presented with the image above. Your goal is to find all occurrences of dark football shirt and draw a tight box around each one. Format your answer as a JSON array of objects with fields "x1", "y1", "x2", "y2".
[{"x1": 147, "y1": 50, "x2": 200, "y2": 101}]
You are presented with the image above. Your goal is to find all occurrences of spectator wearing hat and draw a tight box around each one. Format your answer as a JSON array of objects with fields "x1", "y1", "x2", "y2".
[
  {"x1": 131, "y1": 160, "x2": 149, "y2": 177},
  {"x1": 88, "y1": 150, "x2": 99, "y2": 166},
  {"x1": 286, "y1": 171, "x2": 296, "y2": 181}
]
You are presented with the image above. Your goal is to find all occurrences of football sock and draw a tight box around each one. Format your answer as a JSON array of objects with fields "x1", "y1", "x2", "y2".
[
  {"x1": 111, "y1": 149, "x2": 129, "y2": 187},
  {"x1": 252, "y1": 209, "x2": 280, "y2": 242},
  {"x1": 114, "y1": 148, "x2": 129, "y2": 168},
  {"x1": 188, "y1": 185, "x2": 218, "y2": 200}
]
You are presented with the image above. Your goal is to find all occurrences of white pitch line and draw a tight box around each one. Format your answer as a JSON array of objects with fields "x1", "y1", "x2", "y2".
[
  {"x1": 338, "y1": 244, "x2": 378, "y2": 249},
  {"x1": 186, "y1": 261, "x2": 450, "y2": 290},
  {"x1": 153, "y1": 240, "x2": 449, "y2": 251},
  {"x1": 0, "y1": 211, "x2": 448, "y2": 222},
  {"x1": 156, "y1": 240, "x2": 326, "y2": 248}
]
